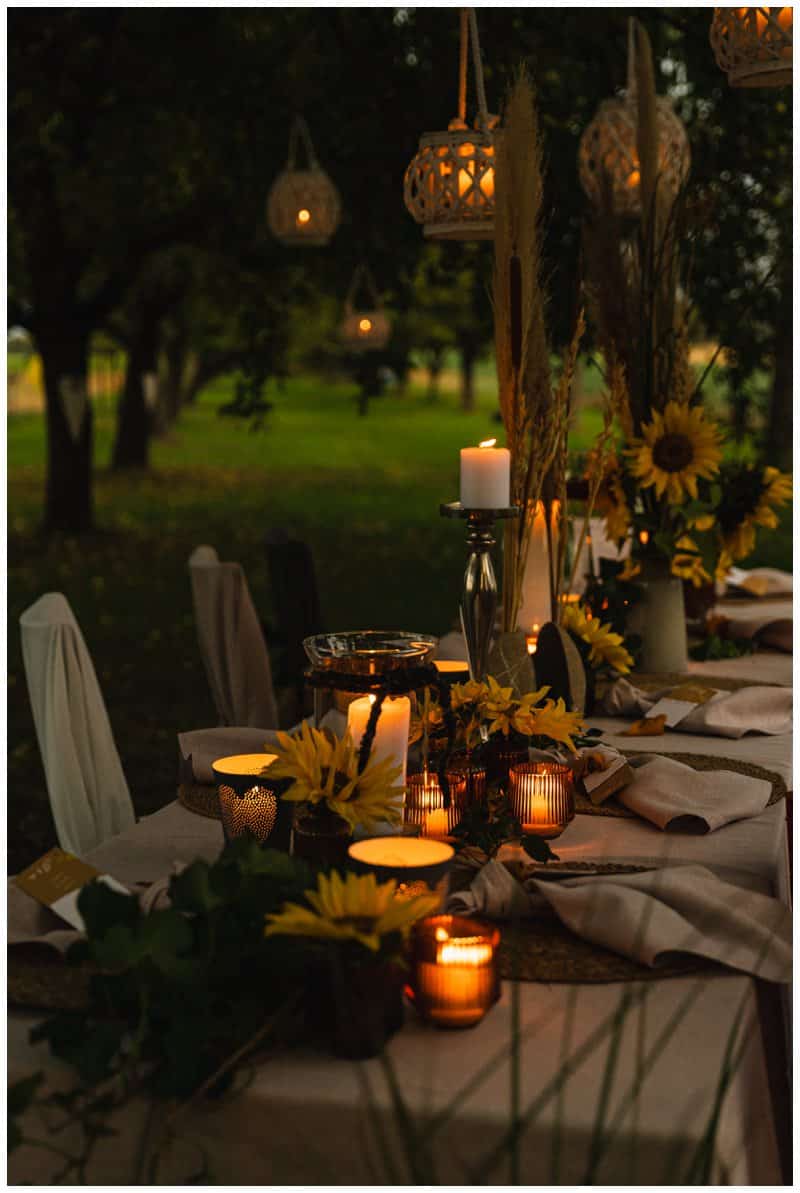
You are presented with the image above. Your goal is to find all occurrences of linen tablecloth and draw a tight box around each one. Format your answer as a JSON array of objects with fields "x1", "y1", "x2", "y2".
[{"x1": 8, "y1": 768, "x2": 790, "y2": 1185}]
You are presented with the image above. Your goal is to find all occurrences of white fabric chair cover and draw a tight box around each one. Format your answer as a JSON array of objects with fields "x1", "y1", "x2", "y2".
[
  {"x1": 188, "y1": 546, "x2": 278, "y2": 730},
  {"x1": 20, "y1": 593, "x2": 135, "y2": 856}
]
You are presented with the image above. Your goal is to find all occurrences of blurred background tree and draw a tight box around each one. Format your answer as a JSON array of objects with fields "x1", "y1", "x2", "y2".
[{"x1": 8, "y1": 8, "x2": 792, "y2": 531}]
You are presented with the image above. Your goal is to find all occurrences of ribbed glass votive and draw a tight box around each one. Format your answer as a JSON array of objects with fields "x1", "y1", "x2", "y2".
[
  {"x1": 410, "y1": 915, "x2": 501, "y2": 1029},
  {"x1": 508, "y1": 761, "x2": 575, "y2": 839},
  {"x1": 447, "y1": 751, "x2": 488, "y2": 802},
  {"x1": 404, "y1": 771, "x2": 468, "y2": 840}
]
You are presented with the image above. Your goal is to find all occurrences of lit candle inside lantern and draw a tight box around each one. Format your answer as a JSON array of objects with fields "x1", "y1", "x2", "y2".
[
  {"x1": 459, "y1": 439, "x2": 511, "y2": 508},
  {"x1": 508, "y1": 761, "x2": 575, "y2": 839},
  {"x1": 211, "y1": 753, "x2": 285, "y2": 845},
  {"x1": 411, "y1": 915, "x2": 500, "y2": 1028},
  {"x1": 347, "y1": 694, "x2": 411, "y2": 789},
  {"x1": 358, "y1": 317, "x2": 373, "y2": 333},
  {"x1": 296, "y1": 208, "x2": 311, "y2": 226}
]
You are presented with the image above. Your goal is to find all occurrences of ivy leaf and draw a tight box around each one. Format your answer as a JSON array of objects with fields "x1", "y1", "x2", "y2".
[
  {"x1": 78, "y1": 880, "x2": 140, "y2": 938},
  {"x1": 521, "y1": 835, "x2": 559, "y2": 863},
  {"x1": 170, "y1": 859, "x2": 228, "y2": 915}
]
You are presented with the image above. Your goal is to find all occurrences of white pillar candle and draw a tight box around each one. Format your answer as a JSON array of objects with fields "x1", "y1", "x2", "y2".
[
  {"x1": 517, "y1": 501, "x2": 555, "y2": 631},
  {"x1": 460, "y1": 439, "x2": 510, "y2": 509},
  {"x1": 347, "y1": 695, "x2": 411, "y2": 789}
]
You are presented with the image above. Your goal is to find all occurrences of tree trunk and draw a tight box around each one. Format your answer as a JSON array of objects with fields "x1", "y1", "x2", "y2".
[
  {"x1": 459, "y1": 341, "x2": 477, "y2": 412},
  {"x1": 764, "y1": 293, "x2": 792, "y2": 472},
  {"x1": 112, "y1": 315, "x2": 159, "y2": 469},
  {"x1": 426, "y1": 346, "x2": 444, "y2": 402},
  {"x1": 38, "y1": 323, "x2": 94, "y2": 533}
]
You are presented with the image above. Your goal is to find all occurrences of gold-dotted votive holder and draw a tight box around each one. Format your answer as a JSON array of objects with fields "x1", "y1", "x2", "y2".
[
  {"x1": 508, "y1": 760, "x2": 575, "y2": 839},
  {"x1": 211, "y1": 754, "x2": 293, "y2": 850},
  {"x1": 409, "y1": 915, "x2": 501, "y2": 1029},
  {"x1": 404, "y1": 770, "x2": 468, "y2": 841}
]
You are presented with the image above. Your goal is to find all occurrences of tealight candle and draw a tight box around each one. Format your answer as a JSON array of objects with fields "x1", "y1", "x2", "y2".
[
  {"x1": 347, "y1": 694, "x2": 411, "y2": 788},
  {"x1": 460, "y1": 439, "x2": 510, "y2": 509},
  {"x1": 508, "y1": 760, "x2": 575, "y2": 839},
  {"x1": 411, "y1": 915, "x2": 500, "y2": 1028}
]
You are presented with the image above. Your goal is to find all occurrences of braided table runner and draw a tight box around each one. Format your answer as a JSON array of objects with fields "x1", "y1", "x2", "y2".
[
  {"x1": 178, "y1": 782, "x2": 222, "y2": 820},
  {"x1": 574, "y1": 753, "x2": 786, "y2": 819}
]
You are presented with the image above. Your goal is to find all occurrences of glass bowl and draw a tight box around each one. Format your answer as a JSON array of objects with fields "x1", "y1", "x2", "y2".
[{"x1": 303, "y1": 631, "x2": 438, "y2": 677}]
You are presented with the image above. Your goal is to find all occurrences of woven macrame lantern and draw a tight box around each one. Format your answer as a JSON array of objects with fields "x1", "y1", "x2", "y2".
[
  {"x1": 404, "y1": 8, "x2": 498, "y2": 241},
  {"x1": 339, "y1": 265, "x2": 391, "y2": 352},
  {"x1": 267, "y1": 116, "x2": 341, "y2": 247},
  {"x1": 710, "y1": 8, "x2": 793, "y2": 87},
  {"x1": 578, "y1": 20, "x2": 690, "y2": 218}
]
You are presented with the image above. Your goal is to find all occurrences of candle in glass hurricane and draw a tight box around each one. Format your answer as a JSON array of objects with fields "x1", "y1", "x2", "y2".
[
  {"x1": 347, "y1": 694, "x2": 411, "y2": 788},
  {"x1": 508, "y1": 760, "x2": 575, "y2": 839},
  {"x1": 410, "y1": 915, "x2": 500, "y2": 1028},
  {"x1": 459, "y1": 439, "x2": 510, "y2": 509}
]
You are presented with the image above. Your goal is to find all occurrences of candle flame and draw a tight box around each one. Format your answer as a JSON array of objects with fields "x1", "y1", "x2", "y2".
[
  {"x1": 297, "y1": 208, "x2": 311, "y2": 224},
  {"x1": 639, "y1": 530, "x2": 650, "y2": 545},
  {"x1": 358, "y1": 317, "x2": 373, "y2": 333},
  {"x1": 435, "y1": 926, "x2": 449, "y2": 942},
  {"x1": 438, "y1": 939, "x2": 494, "y2": 966},
  {"x1": 479, "y1": 438, "x2": 497, "y2": 448}
]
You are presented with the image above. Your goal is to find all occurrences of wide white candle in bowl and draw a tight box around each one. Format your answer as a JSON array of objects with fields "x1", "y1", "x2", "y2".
[
  {"x1": 460, "y1": 439, "x2": 510, "y2": 509},
  {"x1": 347, "y1": 694, "x2": 411, "y2": 788}
]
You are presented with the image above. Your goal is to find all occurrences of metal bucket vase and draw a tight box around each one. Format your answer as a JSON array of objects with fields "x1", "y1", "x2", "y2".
[{"x1": 627, "y1": 572, "x2": 688, "y2": 673}]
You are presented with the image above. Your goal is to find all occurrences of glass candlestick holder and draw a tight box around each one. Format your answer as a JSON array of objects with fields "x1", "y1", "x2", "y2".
[{"x1": 508, "y1": 760, "x2": 575, "y2": 839}]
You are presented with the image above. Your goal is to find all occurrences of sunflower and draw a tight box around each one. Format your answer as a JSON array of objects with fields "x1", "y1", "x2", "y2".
[
  {"x1": 527, "y1": 699, "x2": 584, "y2": 753},
  {"x1": 561, "y1": 603, "x2": 634, "y2": 676},
  {"x1": 449, "y1": 679, "x2": 487, "y2": 712},
  {"x1": 269, "y1": 721, "x2": 404, "y2": 831},
  {"x1": 264, "y1": 870, "x2": 440, "y2": 953},
  {"x1": 510, "y1": 685, "x2": 553, "y2": 737},
  {"x1": 718, "y1": 466, "x2": 792, "y2": 562},
  {"x1": 481, "y1": 675, "x2": 518, "y2": 737},
  {"x1": 628, "y1": 402, "x2": 722, "y2": 505},
  {"x1": 670, "y1": 535, "x2": 712, "y2": 588}
]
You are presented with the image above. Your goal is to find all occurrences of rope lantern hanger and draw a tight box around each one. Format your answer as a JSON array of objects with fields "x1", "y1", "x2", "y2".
[
  {"x1": 710, "y1": 7, "x2": 793, "y2": 88},
  {"x1": 404, "y1": 8, "x2": 499, "y2": 241},
  {"x1": 578, "y1": 18, "x2": 690, "y2": 219},
  {"x1": 267, "y1": 115, "x2": 342, "y2": 246},
  {"x1": 339, "y1": 264, "x2": 391, "y2": 352}
]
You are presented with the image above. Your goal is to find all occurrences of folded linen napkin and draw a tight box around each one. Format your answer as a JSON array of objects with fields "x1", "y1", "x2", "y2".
[
  {"x1": 618, "y1": 754, "x2": 772, "y2": 832},
  {"x1": 726, "y1": 566, "x2": 792, "y2": 597},
  {"x1": 447, "y1": 859, "x2": 791, "y2": 982},
  {"x1": 599, "y1": 677, "x2": 792, "y2": 738},
  {"x1": 721, "y1": 612, "x2": 792, "y2": 654},
  {"x1": 179, "y1": 711, "x2": 349, "y2": 785}
]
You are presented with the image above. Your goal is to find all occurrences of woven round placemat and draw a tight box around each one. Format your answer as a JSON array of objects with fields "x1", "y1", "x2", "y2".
[
  {"x1": 574, "y1": 752, "x2": 787, "y2": 819},
  {"x1": 633, "y1": 671, "x2": 778, "y2": 692},
  {"x1": 8, "y1": 946, "x2": 98, "y2": 1013},
  {"x1": 496, "y1": 913, "x2": 724, "y2": 984},
  {"x1": 178, "y1": 782, "x2": 221, "y2": 820}
]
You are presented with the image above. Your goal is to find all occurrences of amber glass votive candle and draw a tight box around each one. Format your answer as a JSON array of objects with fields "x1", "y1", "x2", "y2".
[
  {"x1": 508, "y1": 760, "x2": 575, "y2": 839},
  {"x1": 404, "y1": 770, "x2": 468, "y2": 840},
  {"x1": 411, "y1": 915, "x2": 501, "y2": 1028}
]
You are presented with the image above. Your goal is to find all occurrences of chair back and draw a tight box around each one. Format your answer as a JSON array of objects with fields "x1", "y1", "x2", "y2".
[
  {"x1": 188, "y1": 546, "x2": 278, "y2": 729},
  {"x1": 20, "y1": 592, "x2": 135, "y2": 855},
  {"x1": 264, "y1": 530, "x2": 324, "y2": 685}
]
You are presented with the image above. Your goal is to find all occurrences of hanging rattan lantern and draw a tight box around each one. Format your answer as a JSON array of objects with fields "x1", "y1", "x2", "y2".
[
  {"x1": 578, "y1": 20, "x2": 690, "y2": 218},
  {"x1": 267, "y1": 116, "x2": 341, "y2": 246},
  {"x1": 404, "y1": 8, "x2": 498, "y2": 241},
  {"x1": 339, "y1": 265, "x2": 391, "y2": 352},
  {"x1": 710, "y1": 8, "x2": 792, "y2": 87}
]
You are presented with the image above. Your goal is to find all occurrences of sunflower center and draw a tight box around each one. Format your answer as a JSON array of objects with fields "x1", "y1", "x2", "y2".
[{"x1": 651, "y1": 432, "x2": 694, "y2": 473}]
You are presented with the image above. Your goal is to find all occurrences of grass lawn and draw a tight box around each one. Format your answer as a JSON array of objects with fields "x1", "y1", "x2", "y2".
[{"x1": 6, "y1": 368, "x2": 791, "y2": 871}]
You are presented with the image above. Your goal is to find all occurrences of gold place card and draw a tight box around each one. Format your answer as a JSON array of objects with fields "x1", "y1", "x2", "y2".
[{"x1": 14, "y1": 847, "x2": 129, "y2": 931}]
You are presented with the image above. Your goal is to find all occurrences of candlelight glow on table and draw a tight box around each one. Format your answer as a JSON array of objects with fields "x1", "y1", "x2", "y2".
[
  {"x1": 508, "y1": 760, "x2": 575, "y2": 839},
  {"x1": 410, "y1": 914, "x2": 501, "y2": 1028}
]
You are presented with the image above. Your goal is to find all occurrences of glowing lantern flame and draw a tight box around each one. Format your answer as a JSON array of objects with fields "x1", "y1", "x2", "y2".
[
  {"x1": 359, "y1": 318, "x2": 373, "y2": 333},
  {"x1": 479, "y1": 438, "x2": 496, "y2": 448},
  {"x1": 297, "y1": 208, "x2": 311, "y2": 224}
]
